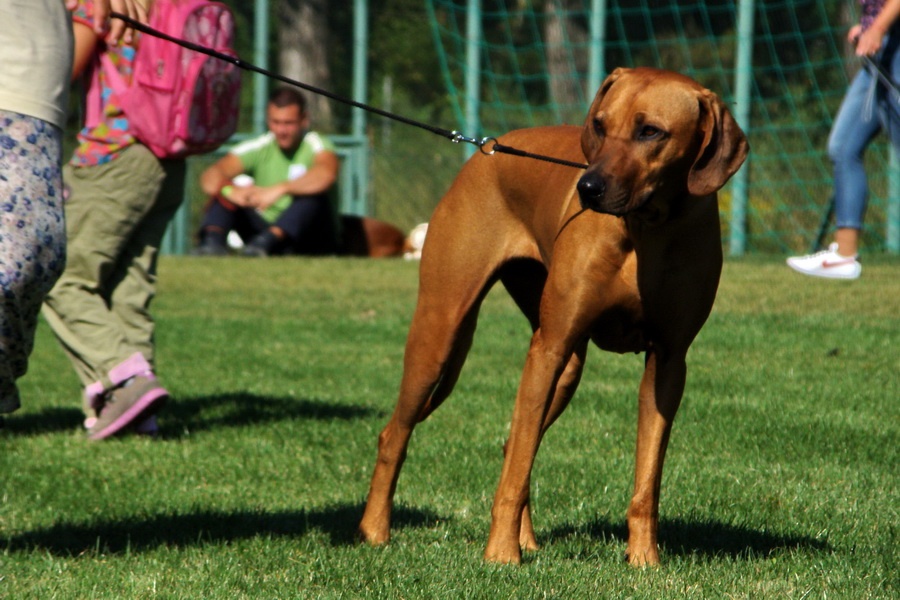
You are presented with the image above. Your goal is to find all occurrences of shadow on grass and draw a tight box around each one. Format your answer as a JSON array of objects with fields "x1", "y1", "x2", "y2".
[
  {"x1": 547, "y1": 516, "x2": 830, "y2": 560},
  {"x1": 159, "y1": 393, "x2": 385, "y2": 437},
  {"x1": 6, "y1": 506, "x2": 830, "y2": 562},
  {"x1": 3, "y1": 504, "x2": 442, "y2": 556},
  {"x1": 3, "y1": 393, "x2": 384, "y2": 438},
  {"x1": 1, "y1": 406, "x2": 82, "y2": 436}
]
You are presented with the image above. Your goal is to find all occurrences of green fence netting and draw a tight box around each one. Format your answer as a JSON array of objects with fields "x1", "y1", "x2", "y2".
[{"x1": 425, "y1": 0, "x2": 899, "y2": 254}]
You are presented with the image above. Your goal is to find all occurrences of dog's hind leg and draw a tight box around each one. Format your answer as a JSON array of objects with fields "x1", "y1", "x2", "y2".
[{"x1": 359, "y1": 249, "x2": 500, "y2": 546}]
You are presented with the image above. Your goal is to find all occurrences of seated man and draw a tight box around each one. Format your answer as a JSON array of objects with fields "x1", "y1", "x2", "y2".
[{"x1": 194, "y1": 87, "x2": 340, "y2": 256}]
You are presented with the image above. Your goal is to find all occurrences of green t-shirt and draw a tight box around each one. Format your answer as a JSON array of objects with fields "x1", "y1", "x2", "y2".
[{"x1": 230, "y1": 130, "x2": 336, "y2": 223}]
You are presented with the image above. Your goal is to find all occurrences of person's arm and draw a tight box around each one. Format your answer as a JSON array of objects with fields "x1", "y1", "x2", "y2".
[
  {"x1": 71, "y1": 19, "x2": 99, "y2": 81},
  {"x1": 199, "y1": 153, "x2": 246, "y2": 197},
  {"x1": 855, "y1": 0, "x2": 900, "y2": 56},
  {"x1": 280, "y1": 150, "x2": 340, "y2": 197},
  {"x1": 67, "y1": 0, "x2": 148, "y2": 46},
  {"x1": 243, "y1": 150, "x2": 340, "y2": 210}
]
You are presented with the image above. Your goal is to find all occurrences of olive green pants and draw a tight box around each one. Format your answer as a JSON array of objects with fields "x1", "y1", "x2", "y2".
[{"x1": 42, "y1": 144, "x2": 185, "y2": 403}]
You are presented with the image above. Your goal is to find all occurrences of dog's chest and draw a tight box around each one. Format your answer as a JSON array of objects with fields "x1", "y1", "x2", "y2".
[{"x1": 588, "y1": 301, "x2": 647, "y2": 354}]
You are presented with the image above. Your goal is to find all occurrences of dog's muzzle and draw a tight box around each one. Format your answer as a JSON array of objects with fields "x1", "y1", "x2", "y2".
[
  {"x1": 577, "y1": 172, "x2": 658, "y2": 217},
  {"x1": 578, "y1": 172, "x2": 625, "y2": 216}
]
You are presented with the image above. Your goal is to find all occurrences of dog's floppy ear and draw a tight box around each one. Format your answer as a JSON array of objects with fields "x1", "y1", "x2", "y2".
[
  {"x1": 687, "y1": 90, "x2": 749, "y2": 196},
  {"x1": 581, "y1": 68, "x2": 628, "y2": 159}
]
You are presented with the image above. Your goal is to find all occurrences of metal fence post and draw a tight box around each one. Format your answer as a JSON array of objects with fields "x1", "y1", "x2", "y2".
[
  {"x1": 587, "y1": 0, "x2": 607, "y2": 96},
  {"x1": 347, "y1": 0, "x2": 370, "y2": 216},
  {"x1": 730, "y1": 0, "x2": 754, "y2": 257},
  {"x1": 464, "y1": 0, "x2": 482, "y2": 159},
  {"x1": 253, "y1": 0, "x2": 269, "y2": 136},
  {"x1": 888, "y1": 148, "x2": 900, "y2": 253}
]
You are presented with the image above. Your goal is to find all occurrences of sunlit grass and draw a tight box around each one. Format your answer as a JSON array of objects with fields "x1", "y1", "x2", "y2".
[{"x1": 1, "y1": 255, "x2": 897, "y2": 598}]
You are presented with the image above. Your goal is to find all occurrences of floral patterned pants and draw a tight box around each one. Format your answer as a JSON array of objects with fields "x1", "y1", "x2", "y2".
[{"x1": 0, "y1": 110, "x2": 66, "y2": 413}]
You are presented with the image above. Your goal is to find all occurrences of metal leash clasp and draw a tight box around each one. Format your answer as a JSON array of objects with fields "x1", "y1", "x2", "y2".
[
  {"x1": 449, "y1": 131, "x2": 479, "y2": 146},
  {"x1": 448, "y1": 132, "x2": 498, "y2": 156},
  {"x1": 478, "y1": 137, "x2": 498, "y2": 155}
]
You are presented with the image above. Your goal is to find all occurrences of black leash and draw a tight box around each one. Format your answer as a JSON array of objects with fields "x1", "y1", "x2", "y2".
[
  {"x1": 862, "y1": 54, "x2": 898, "y2": 92},
  {"x1": 861, "y1": 54, "x2": 900, "y2": 119},
  {"x1": 110, "y1": 12, "x2": 589, "y2": 170}
]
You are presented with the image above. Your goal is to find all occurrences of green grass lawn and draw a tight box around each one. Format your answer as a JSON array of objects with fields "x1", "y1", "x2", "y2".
[{"x1": 2, "y1": 255, "x2": 898, "y2": 598}]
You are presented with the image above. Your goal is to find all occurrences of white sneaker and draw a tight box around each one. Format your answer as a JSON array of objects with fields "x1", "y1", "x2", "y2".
[{"x1": 786, "y1": 243, "x2": 861, "y2": 280}]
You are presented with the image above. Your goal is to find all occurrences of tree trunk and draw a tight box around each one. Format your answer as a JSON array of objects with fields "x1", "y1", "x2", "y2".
[
  {"x1": 278, "y1": 0, "x2": 334, "y2": 129},
  {"x1": 544, "y1": 0, "x2": 587, "y2": 115}
]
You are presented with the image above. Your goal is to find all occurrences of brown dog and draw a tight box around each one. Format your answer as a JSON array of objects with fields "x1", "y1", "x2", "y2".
[
  {"x1": 340, "y1": 215, "x2": 406, "y2": 258},
  {"x1": 358, "y1": 67, "x2": 748, "y2": 566}
]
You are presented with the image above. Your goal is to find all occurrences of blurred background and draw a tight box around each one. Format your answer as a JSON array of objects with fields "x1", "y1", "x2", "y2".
[{"x1": 66, "y1": 0, "x2": 900, "y2": 256}]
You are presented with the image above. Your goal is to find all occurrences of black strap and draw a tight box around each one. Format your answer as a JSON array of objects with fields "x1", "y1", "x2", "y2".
[{"x1": 110, "y1": 12, "x2": 589, "y2": 170}]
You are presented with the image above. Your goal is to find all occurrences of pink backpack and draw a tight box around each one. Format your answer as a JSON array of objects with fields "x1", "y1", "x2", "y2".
[{"x1": 87, "y1": 0, "x2": 242, "y2": 158}]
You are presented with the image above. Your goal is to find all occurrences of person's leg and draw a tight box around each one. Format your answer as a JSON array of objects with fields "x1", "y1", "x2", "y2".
[
  {"x1": 84, "y1": 156, "x2": 187, "y2": 439},
  {"x1": 828, "y1": 68, "x2": 882, "y2": 257},
  {"x1": 0, "y1": 112, "x2": 66, "y2": 414},
  {"x1": 195, "y1": 196, "x2": 239, "y2": 255},
  {"x1": 269, "y1": 193, "x2": 338, "y2": 255},
  {"x1": 108, "y1": 157, "x2": 186, "y2": 362},
  {"x1": 785, "y1": 74, "x2": 876, "y2": 279},
  {"x1": 195, "y1": 196, "x2": 268, "y2": 254},
  {"x1": 42, "y1": 145, "x2": 168, "y2": 429},
  {"x1": 234, "y1": 207, "x2": 270, "y2": 245},
  {"x1": 833, "y1": 228, "x2": 860, "y2": 256}
]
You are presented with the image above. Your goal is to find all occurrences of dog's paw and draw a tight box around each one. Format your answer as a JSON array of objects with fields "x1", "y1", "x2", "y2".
[{"x1": 624, "y1": 546, "x2": 661, "y2": 567}]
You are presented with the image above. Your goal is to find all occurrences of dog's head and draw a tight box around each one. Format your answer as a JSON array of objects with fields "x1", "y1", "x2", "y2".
[{"x1": 577, "y1": 67, "x2": 748, "y2": 218}]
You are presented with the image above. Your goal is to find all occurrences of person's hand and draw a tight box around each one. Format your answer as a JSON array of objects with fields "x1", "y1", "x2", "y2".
[
  {"x1": 69, "y1": 0, "x2": 149, "y2": 46},
  {"x1": 223, "y1": 184, "x2": 285, "y2": 210},
  {"x1": 225, "y1": 185, "x2": 255, "y2": 208},
  {"x1": 854, "y1": 24, "x2": 886, "y2": 57},
  {"x1": 244, "y1": 185, "x2": 286, "y2": 210}
]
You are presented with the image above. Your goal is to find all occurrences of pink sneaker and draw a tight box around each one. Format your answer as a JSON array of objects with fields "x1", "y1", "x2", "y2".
[
  {"x1": 84, "y1": 414, "x2": 158, "y2": 437},
  {"x1": 88, "y1": 376, "x2": 168, "y2": 440}
]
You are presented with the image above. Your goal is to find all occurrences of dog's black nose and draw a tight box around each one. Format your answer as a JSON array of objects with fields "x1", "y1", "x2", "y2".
[{"x1": 577, "y1": 173, "x2": 606, "y2": 211}]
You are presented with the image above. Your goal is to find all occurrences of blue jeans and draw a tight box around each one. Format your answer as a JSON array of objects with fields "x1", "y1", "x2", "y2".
[
  {"x1": 828, "y1": 29, "x2": 900, "y2": 230},
  {"x1": 200, "y1": 192, "x2": 339, "y2": 255}
]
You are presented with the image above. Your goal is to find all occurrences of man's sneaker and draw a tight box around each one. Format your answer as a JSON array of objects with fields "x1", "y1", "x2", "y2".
[
  {"x1": 786, "y1": 243, "x2": 861, "y2": 280},
  {"x1": 88, "y1": 376, "x2": 168, "y2": 440},
  {"x1": 242, "y1": 229, "x2": 280, "y2": 257},
  {"x1": 191, "y1": 239, "x2": 229, "y2": 256}
]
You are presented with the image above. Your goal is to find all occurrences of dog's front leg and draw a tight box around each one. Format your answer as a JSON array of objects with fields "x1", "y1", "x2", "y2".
[
  {"x1": 511, "y1": 337, "x2": 588, "y2": 552},
  {"x1": 485, "y1": 330, "x2": 571, "y2": 564},
  {"x1": 625, "y1": 348, "x2": 686, "y2": 566}
]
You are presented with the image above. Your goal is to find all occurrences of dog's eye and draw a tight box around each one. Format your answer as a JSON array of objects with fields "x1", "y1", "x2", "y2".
[
  {"x1": 592, "y1": 118, "x2": 605, "y2": 137},
  {"x1": 638, "y1": 125, "x2": 664, "y2": 141}
]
